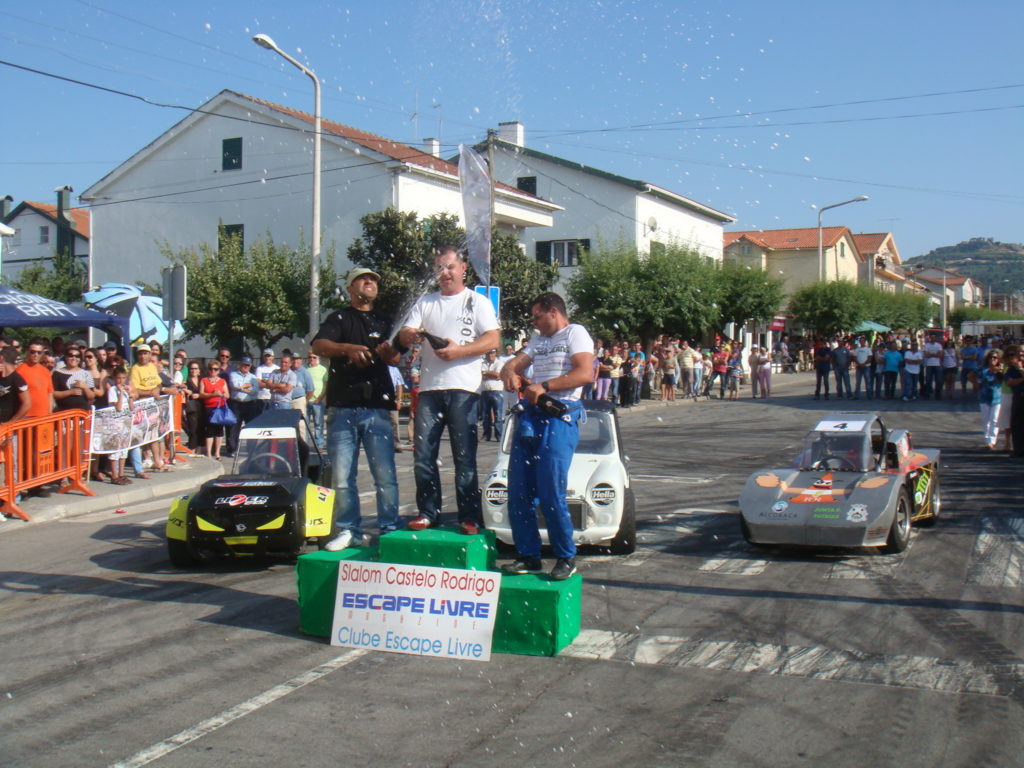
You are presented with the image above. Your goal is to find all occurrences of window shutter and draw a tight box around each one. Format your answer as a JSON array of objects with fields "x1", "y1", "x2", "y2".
[{"x1": 536, "y1": 241, "x2": 551, "y2": 265}]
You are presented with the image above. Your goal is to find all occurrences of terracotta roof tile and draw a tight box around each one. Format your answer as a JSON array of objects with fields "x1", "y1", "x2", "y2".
[
  {"x1": 242, "y1": 93, "x2": 529, "y2": 198},
  {"x1": 852, "y1": 233, "x2": 888, "y2": 253},
  {"x1": 724, "y1": 226, "x2": 848, "y2": 251},
  {"x1": 22, "y1": 202, "x2": 91, "y2": 239}
]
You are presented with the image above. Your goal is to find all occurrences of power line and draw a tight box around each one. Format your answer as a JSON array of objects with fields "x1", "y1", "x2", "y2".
[{"x1": 532, "y1": 83, "x2": 1024, "y2": 138}]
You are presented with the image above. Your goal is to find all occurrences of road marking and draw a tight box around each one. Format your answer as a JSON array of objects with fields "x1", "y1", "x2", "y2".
[
  {"x1": 562, "y1": 629, "x2": 1021, "y2": 697},
  {"x1": 698, "y1": 541, "x2": 770, "y2": 575},
  {"x1": 109, "y1": 649, "x2": 367, "y2": 768},
  {"x1": 966, "y1": 517, "x2": 1024, "y2": 587},
  {"x1": 828, "y1": 540, "x2": 911, "y2": 580}
]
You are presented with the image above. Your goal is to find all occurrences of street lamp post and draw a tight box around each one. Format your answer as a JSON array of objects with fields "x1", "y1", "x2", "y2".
[
  {"x1": 817, "y1": 196, "x2": 869, "y2": 281},
  {"x1": 253, "y1": 33, "x2": 322, "y2": 341}
]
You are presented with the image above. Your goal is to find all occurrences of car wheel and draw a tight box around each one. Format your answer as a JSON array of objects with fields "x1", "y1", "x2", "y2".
[
  {"x1": 609, "y1": 488, "x2": 636, "y2": 555},
  {"x1": 168, "y1": 538, "x2": 201, "y2": 567},
  {"x1": 917, "y1": 471, "x2": 940, "y2": 528},
  {"x1": 882, "y1": 489, "x2": 912, "y2": 553}
]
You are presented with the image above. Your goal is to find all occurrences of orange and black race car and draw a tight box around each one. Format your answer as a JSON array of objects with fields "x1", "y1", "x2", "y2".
[{"x1": 739, "y1": 413, "x2": 940, "y2": 552}]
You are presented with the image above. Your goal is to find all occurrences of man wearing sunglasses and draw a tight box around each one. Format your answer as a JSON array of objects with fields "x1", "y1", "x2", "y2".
[{"x1": 16, "y1": 339, "x2": 56, "y2": 497}]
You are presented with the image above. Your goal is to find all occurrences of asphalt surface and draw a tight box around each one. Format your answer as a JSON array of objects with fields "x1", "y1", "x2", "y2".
[{"x1": 2, "y1": 373, "x2": 1022, "y2": 768}]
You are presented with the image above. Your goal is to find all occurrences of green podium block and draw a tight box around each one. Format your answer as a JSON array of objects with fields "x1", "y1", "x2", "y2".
[
  {"x1": 296, "y1": 547, "x2": 377, "y2": 638},
  {"x1": 378, "y1": 527, "x2": 497, "y2": 571},
  {"x1": 493, "y1": 572, "x2": 582, "y2": 656}
]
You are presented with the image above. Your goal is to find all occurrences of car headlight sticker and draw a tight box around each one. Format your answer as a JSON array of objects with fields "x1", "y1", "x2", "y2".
[
  {"x1": 591, "y1": 484, "x2": 616, "y2": 506},
  {"x1": 485, "y1": 484, "x2": 508, "y2": 506}
]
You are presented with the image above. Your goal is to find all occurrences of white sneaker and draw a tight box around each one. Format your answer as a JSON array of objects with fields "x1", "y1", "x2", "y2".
[{"x1": 323, "y1": 530, "x2": 353, "y2": 551}]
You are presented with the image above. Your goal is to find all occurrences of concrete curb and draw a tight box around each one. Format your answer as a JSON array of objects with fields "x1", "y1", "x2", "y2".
[{"x1": 3, "y1": 457, "x2": 225, "y2": 526}]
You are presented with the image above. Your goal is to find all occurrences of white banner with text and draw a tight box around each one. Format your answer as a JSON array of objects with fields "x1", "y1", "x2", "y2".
[{"x1": 331, "y1": 562, "x2": 500, "y2": 662}]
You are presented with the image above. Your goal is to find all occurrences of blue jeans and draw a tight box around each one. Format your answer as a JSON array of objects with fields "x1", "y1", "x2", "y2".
[
  {"x1": 854, "y1": 366, "x2": 873, "y2": 398},
  {"x1": 814, "y1": 365, "x2": 831, "y2": 396},
  {"x1": 608, "y1": 377, "x2": 620, "y2": 402},
  {"x1": 480, "y1": 390, "x2": 505, "y2": 441},
  {"x1": 414, "y1": 389, "x2": 482, "y2": 525},
  {"x1": 307, "y1": 401, "x2": 325, "y2": 448},
  {"x1": 924, "y1": 366, "x2": 943, "y2": 399},
  {"x1": 327, "y1": 407, "x2": 399, "y2": 537},
  {"x1": 833, "y1": 367, "x2": 851, "y2": 397},
  {"x1": 691, "y1": 367, "x2": 703, "y2": 397},
  {"x1": 508, "y1": 401, "x2": 580, "y2": 560},
  {"x1": 902, "y1": 372, "x2": 919, "y2": 400}
]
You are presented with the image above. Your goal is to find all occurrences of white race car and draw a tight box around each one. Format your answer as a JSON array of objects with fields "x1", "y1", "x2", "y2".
[{"x1": 482, "y1": 399, "x2": 635, "y2": 554}]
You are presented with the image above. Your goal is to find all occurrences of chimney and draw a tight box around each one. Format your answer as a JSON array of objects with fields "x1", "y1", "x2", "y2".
[
  {"x1": 55, "y1": 185, "x2": 75, "y2": 228},
  {"x1": 1, "y1": 195, "x2": 12, "y2": 219},
  {"x1": 497, "y1": 121, "x2": 524, "y2": 147},
  {"x1": 423, "y1": 138, "x2": 441, "y2": 158}
]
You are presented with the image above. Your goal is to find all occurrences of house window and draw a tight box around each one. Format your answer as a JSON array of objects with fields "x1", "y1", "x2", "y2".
[
  {"x1": 739, "y1": 244, "x2": 751, "y2": 256},
  {"x1": 39, "y1": 226, "x2": 50, "y2": 244},
  {"x1": 536, "y1": 239, "x2": 590, "y2": 268},
  {"x1": 218, "y1": 223, "x2": 244, "y2": 252},
  {"x1": 222, "y1": 137, "x2": 242, "y2": 171},
  {"x1": 516, "y1": 176, "x2": 537, "y2": 195}
]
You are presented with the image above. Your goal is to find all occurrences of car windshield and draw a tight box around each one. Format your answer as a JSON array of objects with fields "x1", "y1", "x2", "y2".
[
  {"x1": 799, "y1": 432, "x2": 871, "y2": 471},
  {"x1": 232, "y1": 430, "x2": 303, "y2": 477}
]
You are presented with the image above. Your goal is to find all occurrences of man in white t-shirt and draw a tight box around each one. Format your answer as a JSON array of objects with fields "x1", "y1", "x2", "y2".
[
  {"x1": 255, "y1": 349, "x2": 277, "y2": 414},
  {"x1": 499, "y1": 292, "x2": 595, "y2": 581},
  {"x1": 398, "y1": 247, "x2": 500, "y2": 535},
  {"x1": 497, "y1": 342, "x2": 517, "y2": 414},
  {"x1": 480, "y1": 349, "x2": 505, "y2": 442},
  {"x1": 922, "y1": 333, "x2": 943, "y2": 399}
]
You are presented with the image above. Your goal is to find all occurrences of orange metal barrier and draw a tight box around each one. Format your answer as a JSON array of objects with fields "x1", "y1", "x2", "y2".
[
  {"x1": 1, "y1": 409, "x2": 95, "y2": 522},
  {"x1": 170, "y1": 390, "x2": 194, "y2": 461}
]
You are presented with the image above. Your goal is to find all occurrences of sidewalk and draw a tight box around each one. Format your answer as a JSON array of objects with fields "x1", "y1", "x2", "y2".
[{"x1": 0, "y1": 454, "x2": 225, "y2": 528}]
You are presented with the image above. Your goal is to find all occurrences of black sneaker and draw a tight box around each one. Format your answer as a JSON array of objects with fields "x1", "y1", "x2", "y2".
[
  {"x1": 501, "y1": 556, "x2": 542, "y2": 574},
  {"x1": 550, "y1": 558, "x2": 577, "y2": 581}
]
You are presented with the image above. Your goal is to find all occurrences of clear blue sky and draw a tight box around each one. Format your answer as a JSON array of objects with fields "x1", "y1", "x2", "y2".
[{"x1": 3, "y1": 0, "x2": 1022, "y2": 260}]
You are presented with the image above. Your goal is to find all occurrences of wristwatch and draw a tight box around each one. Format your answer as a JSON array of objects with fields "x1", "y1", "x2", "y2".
[{"x1": 541, "y1": 381, "x2": 551, "y2": 392}]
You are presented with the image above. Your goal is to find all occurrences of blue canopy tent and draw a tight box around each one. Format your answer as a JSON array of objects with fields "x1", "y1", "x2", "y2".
[{"x1": 0, "y1": 285, "x2": 129, "y2": 351}]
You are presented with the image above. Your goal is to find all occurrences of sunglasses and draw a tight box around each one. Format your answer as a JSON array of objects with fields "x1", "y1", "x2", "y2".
[{"x1": 65, "y1": 353, "x2": 81, "y2": 358}]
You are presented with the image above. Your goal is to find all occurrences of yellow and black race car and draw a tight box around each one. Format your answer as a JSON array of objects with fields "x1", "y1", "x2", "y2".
[{"x1": 166, "y1": 409, "x2": 334, "y2": 566}]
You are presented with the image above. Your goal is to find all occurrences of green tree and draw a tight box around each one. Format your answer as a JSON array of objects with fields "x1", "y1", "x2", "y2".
[
  {"x1": 347, "y1": 207, "x2": 558, "y2": 339},
  {"x1": 870, "y1": 290, "x2": 933, "y2": 330},
  {"x1": 787, "y1": 281, "x2": 867, "y2": 336},
  {"x1": 161, "y1": 231, "x2": 340, "y2": 353},
  {"x1": 715, "y1": 262, "x2": 786, "y2": 328},
  {"x1": 568, "y1": 242, "x2": 720, "y2": 348},
  {"x1": 10, "y1": 248, "x2": 87, "y2": 304}
]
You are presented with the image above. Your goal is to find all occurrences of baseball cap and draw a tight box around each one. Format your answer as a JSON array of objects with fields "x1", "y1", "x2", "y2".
[
  {"x1": 239, "y1": 355, "x2": 253, "y2": 365},
  {"x1": 134, "y1": 343, "x2": 151, "y2": 352},
  {"x1": 261, "y1": 348, "x2": 274, "y2": 356},
  {"x1": 102, "y1": 340, "x2": 118, "y2": 351},
  {"x1": 345, "y1": 267, "x2": 380, "y2": 288}
]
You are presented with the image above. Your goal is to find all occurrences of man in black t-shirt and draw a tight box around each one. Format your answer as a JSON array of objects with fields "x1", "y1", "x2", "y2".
[
  {"x1": 311, "y1": 267, "x2": 401, "y2": 550},
  {"x1": 0, "y1": 346, "x2": 30, "y2": 423}
]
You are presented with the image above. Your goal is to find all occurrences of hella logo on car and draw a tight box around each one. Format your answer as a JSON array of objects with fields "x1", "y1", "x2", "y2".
[
  {"x1": 485, "y1": 485, "x2": 508, "y2": 506},
  {"x1": 214, "y1": 495, "x2": 270, "y2": 506},
  {"x1": 591, "y1": 486, "x2": 616, "y2": 506}
]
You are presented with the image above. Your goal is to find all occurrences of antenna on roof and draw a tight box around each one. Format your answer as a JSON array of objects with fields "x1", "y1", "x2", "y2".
[
  {"x1": 432, "y1": 103, "x2": 443, "y2": 145},
  {"x1": 409, "y1": 89, "x2": 419, "y2": 141}
]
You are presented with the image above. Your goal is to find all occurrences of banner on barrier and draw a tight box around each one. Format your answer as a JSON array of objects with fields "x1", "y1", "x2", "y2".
[
  {"x1": 331, "y1": 562, "x2": 499, "y2": 661},
  {"x1": 90, "y1": 396, "x2": 174, "y2": 454}
]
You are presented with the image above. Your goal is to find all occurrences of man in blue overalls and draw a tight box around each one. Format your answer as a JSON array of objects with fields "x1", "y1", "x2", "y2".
[{"x1": 499, "y1": 293, "x2": 595, "y2": 581}]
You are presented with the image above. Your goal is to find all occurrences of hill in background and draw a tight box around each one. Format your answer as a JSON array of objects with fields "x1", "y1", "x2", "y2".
[{"x1": 905, "y1": 238, "x2": 1024, "y2": 296}]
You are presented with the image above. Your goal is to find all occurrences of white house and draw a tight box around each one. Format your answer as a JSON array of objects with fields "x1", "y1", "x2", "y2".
[
  {"x1": 80, "y1": 90, "x2": 560, "y2": 287},
  {"x1": 1, "y1": 189, "x2": 90, "y2": 283},
  {"x1": 479, "y1": 121, "x2": 733, "y2": 284}
]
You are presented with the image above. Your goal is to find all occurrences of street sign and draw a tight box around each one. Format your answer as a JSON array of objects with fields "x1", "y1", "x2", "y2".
[
  {"x1": 474, "y1": 285, "x2": 500, "y2": 319},
  {"x1": 161, "y1": 264, "x2": 187, "y2": 321}
]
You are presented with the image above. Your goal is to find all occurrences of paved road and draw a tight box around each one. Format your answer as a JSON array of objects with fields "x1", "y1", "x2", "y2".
[{"x1": 2, "y1": 374, "x2": 1022, "y2": 768}]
